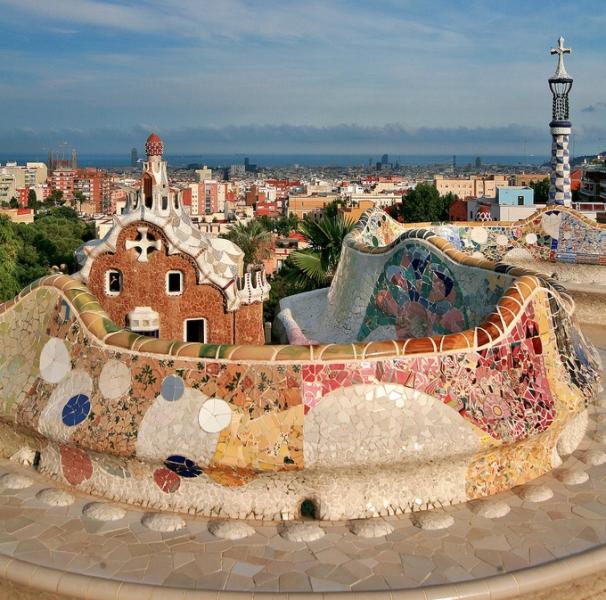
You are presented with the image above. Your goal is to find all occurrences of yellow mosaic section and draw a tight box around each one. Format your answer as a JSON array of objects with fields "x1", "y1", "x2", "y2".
[{"x1": 210, "y1": 404, "x2": 304, "y2": 472}]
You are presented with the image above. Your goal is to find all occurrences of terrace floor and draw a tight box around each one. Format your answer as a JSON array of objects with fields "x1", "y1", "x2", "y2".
[{"x1": 0, "y1": 325, "x2": 605, "y2": 600}]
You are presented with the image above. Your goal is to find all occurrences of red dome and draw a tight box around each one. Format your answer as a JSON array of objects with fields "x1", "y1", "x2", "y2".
[{"x1": 145, "y1": 133, "x2": 163, "y2": 157}]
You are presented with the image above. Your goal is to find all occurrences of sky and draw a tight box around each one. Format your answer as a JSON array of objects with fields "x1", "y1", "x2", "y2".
[{"x1": 1, "y1": 0, "x2": 605, "y2": 156}]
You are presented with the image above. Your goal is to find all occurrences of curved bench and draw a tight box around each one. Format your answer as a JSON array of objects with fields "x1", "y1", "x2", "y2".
[{"x1": 0, "y1": 216, "x2": 601, "y2": 520}]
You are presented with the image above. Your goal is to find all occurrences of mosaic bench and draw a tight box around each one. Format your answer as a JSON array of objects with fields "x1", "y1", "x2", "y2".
[{"x1": 0, "y1": 213, "x2": 601, "y2": 521}]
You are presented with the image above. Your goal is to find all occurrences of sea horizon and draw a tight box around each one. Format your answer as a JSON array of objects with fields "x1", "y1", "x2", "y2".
[{"x1": 0, "y1": 152, "x2": 552, "y2": 169}]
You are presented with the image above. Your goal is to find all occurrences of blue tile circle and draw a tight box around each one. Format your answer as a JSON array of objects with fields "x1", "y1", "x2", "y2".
[
  {"x1": 164, "y1": 455, "x2": 202, "y2": 478},
  {"x1": 62, "y1": 394, "x2": 91, "y2": 426},
  {"x1": 161, "y1": 375, "x2": 185, "y2": 402}
]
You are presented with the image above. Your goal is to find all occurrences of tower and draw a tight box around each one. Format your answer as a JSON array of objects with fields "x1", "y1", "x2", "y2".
[{"x1": 548, "y1": 36, "x2": 573, "y2": 206}]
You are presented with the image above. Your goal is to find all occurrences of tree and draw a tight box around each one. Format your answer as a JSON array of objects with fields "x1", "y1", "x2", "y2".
[
  {"x1": 256, "y1": 213, "x2": 299, "y2": 237},
  {"x1": 73, "y1": 191, "x2": 86, "y2": 212},
  {"x1": 287, "y1": 202, "x2": 355, "y2": 288},
  {"x1": 222, "y1": 220, "x2": 272, "y2": 269},
  {"x1": 529, "y1": 178, "x2": 550, "y2": 203},
  {"x1": 263, "y1": 256, "x2": 310, "y2": 323},
  {"x1": 46, "y1": 190, "x2": 64, "y2": 207},
  {"x1": 9, "y1": 197, "x2": 19, "y2": 209},
  {"x1": 0, "y1": 215, "x2": 23, "y2": 301},
  {"x1": 27, "y1": 189, "x2": 38, "y2": 212},
  {"x1": 0, "y1": 207, "x2": 97, "y2": 300},
  {"x1": 390, "y1": 183, "x2": 455, "y2": 223}
]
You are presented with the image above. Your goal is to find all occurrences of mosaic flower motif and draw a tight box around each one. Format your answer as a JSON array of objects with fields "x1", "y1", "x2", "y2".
[{"x1": 359, "y1": 247, "x2": 467, "y2": 340}]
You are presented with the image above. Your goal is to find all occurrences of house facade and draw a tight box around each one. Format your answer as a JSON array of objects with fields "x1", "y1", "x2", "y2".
[{"x1": 74, "y1": 133, "x2": 269, "y2": 344}]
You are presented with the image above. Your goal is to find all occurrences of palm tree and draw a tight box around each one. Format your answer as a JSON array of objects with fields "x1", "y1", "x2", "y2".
[
  {"x1": 287, "y1": 204, "x2": 354, "y2": 288},
  {"x1": 222, "y1": 220, "x2": 272, "y2": 269}
]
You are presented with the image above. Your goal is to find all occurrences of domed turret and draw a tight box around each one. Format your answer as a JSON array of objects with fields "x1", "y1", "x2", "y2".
[{"x1": 145, "y1": 133, "x2": 163, "y2": 157}]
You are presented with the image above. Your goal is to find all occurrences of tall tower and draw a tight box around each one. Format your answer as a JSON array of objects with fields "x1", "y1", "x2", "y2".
[{"x1": 548, "y1": 36, "x2": 573, "y2": 206}]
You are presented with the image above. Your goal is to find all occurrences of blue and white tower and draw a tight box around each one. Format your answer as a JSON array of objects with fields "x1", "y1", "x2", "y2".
[{"x1": 548, "y1": 37, "x2": 573, "y2": 206}]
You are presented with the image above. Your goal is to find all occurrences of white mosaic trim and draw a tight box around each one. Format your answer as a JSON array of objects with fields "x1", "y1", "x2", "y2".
[
  {"x1": 280, "y1": 523, "x2": 325, "y2": 542},
  {"x1": 519, "y1": 485, "x2": 554, "y2": 503},
  {"x1": 208, "y1": 520, "x2": 256, "y2": 540},
  {"x1": 411, "y1": 511, "x2": 454, "y2": 530},
  {"x1": 557, "y1": 469, "x2": 589, "y2": 485},
  {"x1": 141, "y1": 513, "x2": 186, "y2": 532},
  {"x1": 36, "y1": 488, "x2": 75, "y2": 507},
  {"x1": 349, "y1": 519, "x2": 394, "y2": 538},
  {"x1": 0, "y1": 473, "x2": 33, "y2": 489},
  {"x1": 83, "y1": 502, "x2": 126, "y2": 522},
  {"x1": 472, "y1": 500, "x2": 511, "y2": 519}
]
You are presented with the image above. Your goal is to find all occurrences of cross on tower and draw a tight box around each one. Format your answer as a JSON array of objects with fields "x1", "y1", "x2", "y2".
[
  {"x1": 551, "y1": 36, "x2": 571, "y2": 77},
  {"x1": 125, "y1": 226, "x2": 162, "y2": 262}
]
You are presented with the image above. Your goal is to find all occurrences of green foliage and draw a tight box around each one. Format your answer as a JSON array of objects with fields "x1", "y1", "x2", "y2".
[
  {"x1": 221, "y1": 220, "x2": 272, "y2": 269},
  {"x1": 46, "y1": 189, "x2": 64, "y2": 206},
  {"x1": 390, "y1": 183, "x2": 456, "y2": 223},
  {"x1": 263, "y1": 202, "x2": 354, "y2": 323},
  {"x1": 9, "y1": 197, "x2": 19, "y2": 209},
  {"x1": 256, "y1": 213, "x2": 299, "y2": 237},
  {"x1": 288, "y1": 202, "x2": 354, "y2": 283},
  {"x1": 529, "y1": 178, "x2": 550, "y2": 203},
  {"x1": 73, "y1": 191, "x2": 86, "y2": 210},
  {"x1": 0, "y1": 215, "x2": 23, "y2": 301},
  {"x1": 263, "y1": 257, "x2": 314, "y2": 323},
  {"x1": 0, "y1": 208, "x2": 97, "y2": 301},
  {"x1": 27, "y1": 189, "x2": 38, "y2": 211}
]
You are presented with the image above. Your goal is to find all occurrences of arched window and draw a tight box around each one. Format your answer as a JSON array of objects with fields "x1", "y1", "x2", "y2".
[
  {"x1": 105, "y1": 269, "x2": 122, "y2": 295},
  {"x1": 161, "y1": 195, "x2": 168, "y2": 210}
]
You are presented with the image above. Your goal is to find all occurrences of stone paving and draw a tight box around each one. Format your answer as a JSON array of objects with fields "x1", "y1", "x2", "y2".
[{"x1": 0, "y1": 333, "x2": 604, "y2": 596}]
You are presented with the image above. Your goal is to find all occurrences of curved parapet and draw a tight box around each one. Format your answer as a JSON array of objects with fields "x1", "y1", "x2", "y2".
[
  {"x1": 0, "y1": 215, "x2": 601, "y2": 519},
  {"x1": 374, "y1": 205, "x2": 606, "y2": 265}
]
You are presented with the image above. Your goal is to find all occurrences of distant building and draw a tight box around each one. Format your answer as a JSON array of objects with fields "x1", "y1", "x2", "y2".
[
  {"x1": 187, "y1": 180, "x2": 228, "y2": 216},
  {"x1": 579, "y1": 164, "x2": 606, "y2": 203},
  {"x1": 475, "y1": 157, "x2": 482, "y2": 168},
  {"x1": 288, "y1": 195, "x2": 339, "y2": 219},
  {"x1": 381, "y1": 154, "x2": 389, "y2": 165},
  {"x1": 434, "y1": 174, "x2": 509, "y2": 198},
  {"x1": 448, "y1": 197, "x2": 472, "y2": 222},
  {"x1": 195, "y1": 165, "x2": 213, "y2": 183},
  {"x1": 512, "y1": 172, "x2": 550, "y2": 187},
  {"x1": 0, "y1": 208, "x2": 34, "y2": 223},
  {"x1": 74, "y1": 168, "x2": 111, "y2": 213},
  {"x1": 130, "y1": 147, "x2": 138, "y2": 167},
  {"x1": 47, "y1": 147, "x2": 77, "y2": 173},
  {"x1": 0, "y1": 162, "x2": 47, "y2": 204},
  {"x1": 50, "y1": 167, "x2": 76, "y2": 204},
  {"x1": 244, "y1": 157, "x2": 257, "y2": 172},
  {"x1": 228, "y1": 164, "x2": 246, "y2": 180},
  {"x1": 466, "y1": 187, "x2": 535, "y2": 222}
]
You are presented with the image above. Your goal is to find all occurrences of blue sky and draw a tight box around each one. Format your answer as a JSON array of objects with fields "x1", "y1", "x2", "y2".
[{"x1": 1, "y1": 0, "x2": 605, "y2": 155}]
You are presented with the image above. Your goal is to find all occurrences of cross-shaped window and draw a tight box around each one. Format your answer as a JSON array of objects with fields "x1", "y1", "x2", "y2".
[{"x1": 125, "y1": 226, "x2": 162, "y2": 262}]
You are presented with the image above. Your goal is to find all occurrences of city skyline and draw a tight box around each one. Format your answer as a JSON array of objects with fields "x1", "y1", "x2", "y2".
[{"x1": 1, "y1": 0, "x2": 606, "y2": 155}]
